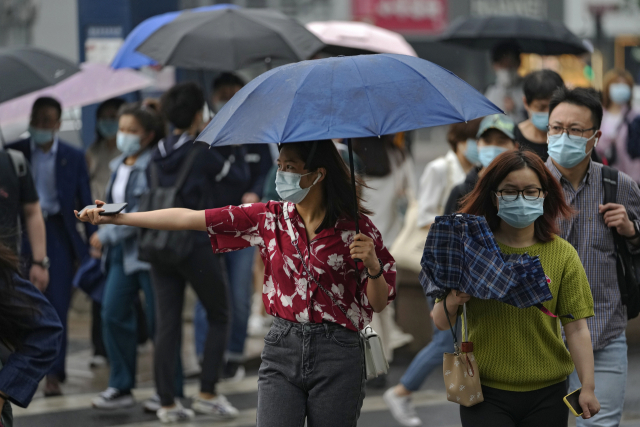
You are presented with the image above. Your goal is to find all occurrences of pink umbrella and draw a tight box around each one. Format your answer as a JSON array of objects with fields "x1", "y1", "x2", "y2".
[
  {"x1": 0, "y1": 62, "x2": 152, "y2": 126},
  {"x1": 306, "y1": 21, "x2": 417, "y2": 57}
]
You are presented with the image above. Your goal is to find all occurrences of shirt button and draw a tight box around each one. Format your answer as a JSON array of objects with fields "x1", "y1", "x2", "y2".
[{"x1": 302, "y1": 271, "x2": 306, "y2": 276}]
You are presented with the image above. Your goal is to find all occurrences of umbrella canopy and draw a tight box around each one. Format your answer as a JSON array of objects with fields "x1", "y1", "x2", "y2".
[
  {"x1": 0, "y1": 47, "x2": 80, "y2": 103},
  {"x1": 419, "y1": 214, "x2": 554, "y2": 311},
  {"x1": 110, "y1": 4, "x2": 238, "y2": 69},
  {"x1": 439, "y1": 16, "x2": 590, "y2": 56},
  {"x1": 136, "y1": 8, "x2": 324, "y2": 71},
  {"x1": 0, "y1": 63, "x2": 152, "y2": 126},
  {"x1": 196, "y1": 54, "x2": 502, "y2": 146},
  {"x1": 306, "y1": 21, "x2": 417, "y2": 57}
]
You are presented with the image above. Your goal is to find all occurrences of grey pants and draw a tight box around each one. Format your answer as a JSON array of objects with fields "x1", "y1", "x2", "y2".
[{"x1": 257, "y1": 317, "x2": 366, "y2": 427}]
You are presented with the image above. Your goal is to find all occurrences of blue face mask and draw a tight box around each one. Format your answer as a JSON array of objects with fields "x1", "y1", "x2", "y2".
[
  {"x1": 530, "y1": 112, "x2": 549, "y2": 132},
  {"x1": 464, "y1": 138, "x2": 480, "y2": 164},
  {"x1": 609, "y1": 83, "x2": 631, "y2": 105},
  {"x1": 478, "y1": 145, "x2": 508, "y2": 168},
  {"x1": 275, "y1": 170, "x2": 321, "y2": 204},
  {"x1": 497, "y1": 196, "x2": 544, "y2": 229},
  {"x1": 116, "y1": 131, "x2": 141, "y2": 156},
  {"x1": 29, "y1": 126, "x2": 56, "y2": 146},
  {"x1": 97, "y1": 119, "x2": 119, "y2": 139},
  {"x1": 547, "y1": 132, "x2": 597, "y2": 169}
]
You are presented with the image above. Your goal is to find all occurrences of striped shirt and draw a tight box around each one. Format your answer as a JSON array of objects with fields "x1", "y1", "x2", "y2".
[{"x1": 546, "y1": 159, "x2": 640, "y2": 350}]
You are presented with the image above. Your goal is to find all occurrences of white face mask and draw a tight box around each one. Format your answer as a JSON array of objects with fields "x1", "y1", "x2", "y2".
[
  {"x1": 275, "y1": 170, "x2": 322, "y2": 204},
  {"x1": 495, "y1": 69, "x2": 518, "y2": 87}
]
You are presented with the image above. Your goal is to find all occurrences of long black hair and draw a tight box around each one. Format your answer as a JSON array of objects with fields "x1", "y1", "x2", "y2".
[
  {"x1": 0, "y1": 243, "x2": 40, "y2": 349},
  {"x1": 281, "y1": 140, "x2": 372, "y2": 233}
]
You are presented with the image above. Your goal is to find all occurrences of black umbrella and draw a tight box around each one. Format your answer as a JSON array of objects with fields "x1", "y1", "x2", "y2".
[
  {"x1": 135, "y1": 8, "x2": 325, "y2": 71},
  {"x1": 439, "y1": 16, "x2": 590, "y2": 56},
  {"x1": 0, "y1": 47, "x2": 80, "y2": 103}
]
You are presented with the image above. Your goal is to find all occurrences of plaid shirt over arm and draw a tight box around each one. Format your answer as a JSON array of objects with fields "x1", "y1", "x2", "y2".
[{"x1": 546, "y1": 159, "x2": 640, "y2": 350}]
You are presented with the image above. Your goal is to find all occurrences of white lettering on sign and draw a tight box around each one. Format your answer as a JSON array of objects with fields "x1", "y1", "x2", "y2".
[
  {"x1": 376, "y1": 0, "x2": 444, "y2": 20},
  {"x1": 470, "y1": 0, "x2": 547, "y2": 19}
]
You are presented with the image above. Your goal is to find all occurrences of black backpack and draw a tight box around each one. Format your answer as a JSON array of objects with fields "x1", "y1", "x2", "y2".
[
  {"x1": 626, "y1": 114, "x2": 640, "y2": 159},
  {"x1": 138, "y1": 147, "x2": 199, "y2": 266},
  {"x1": 602, "y1": 165, "x2": 640, "y2": 319}
]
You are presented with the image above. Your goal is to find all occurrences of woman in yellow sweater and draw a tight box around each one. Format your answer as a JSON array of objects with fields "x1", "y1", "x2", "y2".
[{"x1": 433, "y1": 150, "x2": 600, "y2": 426}]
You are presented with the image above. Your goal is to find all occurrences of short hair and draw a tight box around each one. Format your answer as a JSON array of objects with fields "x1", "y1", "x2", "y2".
[
  {"x1": 446, "y1": 118, "x2": 482, "y2": 152},
  {"x1": 118, "y1": 102, "x2": 166, "y2": 147},
  {"x1": 548, "y1": 86, "x2": 603, "y2": 130},
  {"x1": 523, "y1": 70, "x2": 564, "y2": 105},
  {"x1": 212, "y1": 72, "x2": 245, "y2": 92},
  {"x1": 491, "y1": 42, "x2": 522, "y2": 65},
  {"x1": 602, "y1": 69, "x2": 634, "y2": 110},
  {"x1": 460, "y1": 150, "x2": 573, "y2": 243},
  {"x1": 32, "y1": 97, "x2": 62, "y2": 120},
  {"x1": 161, "y1": 82, "x2": 205, "y2": 129},
  {"x1": 96, "y1": 97, "x2": 126, "y2": 119}
]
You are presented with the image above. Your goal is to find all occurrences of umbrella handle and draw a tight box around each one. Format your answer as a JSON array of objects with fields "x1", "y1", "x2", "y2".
[{"x1": 346, "y1": 138, "x2": 362, "y2": 264}]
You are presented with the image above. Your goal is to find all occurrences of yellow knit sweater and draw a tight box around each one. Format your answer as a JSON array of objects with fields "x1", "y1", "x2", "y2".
[{"x1": 459, "y1": 236, "x2": 594, "y2": 392}]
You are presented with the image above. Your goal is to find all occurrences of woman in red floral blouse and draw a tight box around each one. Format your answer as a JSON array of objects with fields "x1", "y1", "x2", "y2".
[{"x1": 78, "y1": 140, "x2": 397, "y2": 426}]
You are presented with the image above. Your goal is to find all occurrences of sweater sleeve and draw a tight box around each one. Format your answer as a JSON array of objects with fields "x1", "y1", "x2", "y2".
[{"x1": 556, "y1": 246, "x2": 595, "y2": 326}]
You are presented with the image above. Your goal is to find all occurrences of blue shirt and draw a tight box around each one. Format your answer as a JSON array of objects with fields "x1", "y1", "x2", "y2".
[{"x1": 30, "y1": 137, "x2": 60, "y2": 215}]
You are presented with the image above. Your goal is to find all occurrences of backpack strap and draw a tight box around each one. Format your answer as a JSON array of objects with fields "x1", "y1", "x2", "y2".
[
  {"x1": 602, "y1": 165, "x2": 630, "y2": 304},
  {"x1": 174, "y1": 145, "x2": 201, "y2": 191},
  {"x1": 6, "y1": 149, "x2": 27, "y2": 178}
]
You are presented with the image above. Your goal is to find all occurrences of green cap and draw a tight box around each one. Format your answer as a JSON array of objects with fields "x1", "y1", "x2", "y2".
[{"x1": 477, "y1": 114, "x2": 515, "y2": 140}]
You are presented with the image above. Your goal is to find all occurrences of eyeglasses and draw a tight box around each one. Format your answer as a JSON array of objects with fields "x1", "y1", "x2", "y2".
[
  {"x1": 546, "y1": 125, "x2": 596, "y2": 141},
  {"x1": 495, "y1": 188, "x2": 544, "y2": 201}
]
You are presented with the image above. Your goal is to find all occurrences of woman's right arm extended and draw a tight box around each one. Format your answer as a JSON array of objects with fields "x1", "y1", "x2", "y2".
[
  {"x1": 432, "y1": 291, "x2": 471, "y2": 331},
  {"x1": 76, "y1": 201, "x2": 206, "y2": 232}
]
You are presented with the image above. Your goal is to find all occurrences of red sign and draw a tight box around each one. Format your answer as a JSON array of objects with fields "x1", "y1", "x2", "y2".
[{"x1": 353, "y1": 0, "x2": 448, "y2": 34}]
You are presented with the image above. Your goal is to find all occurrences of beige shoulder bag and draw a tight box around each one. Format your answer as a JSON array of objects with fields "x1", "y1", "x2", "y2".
[{"x1": 442, "y1": 295, "x2": 483, "y2": 407}]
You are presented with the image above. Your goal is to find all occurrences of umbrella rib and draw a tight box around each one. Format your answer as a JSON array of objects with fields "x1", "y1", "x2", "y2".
[
  {"x1": 8, "y1": 53, "x2": 58, "y2": 84},
  {"x1": 350, "y1": 57, "x2": 381, "y2": 135},
  {"x1": 241, "y1": 12, "x2": 303, "y2": 62},
  {"x1": 385, "y1": 55, "x2": 469, "y2": 121},
  {"x1": 278, "y1": 64, "x2": 320, "y2": 142}
]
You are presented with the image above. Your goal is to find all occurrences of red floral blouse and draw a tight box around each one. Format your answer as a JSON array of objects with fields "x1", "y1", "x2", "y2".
[{"x1": 205, "y1": 201, "x2": 396, "y2": 331}]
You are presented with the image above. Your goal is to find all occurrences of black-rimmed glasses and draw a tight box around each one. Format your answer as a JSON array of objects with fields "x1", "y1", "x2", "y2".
[
  {"x1": 495, "y1": 188, "x2": 544, "y2": 201},
  {"x1": 546, "y1": 125, "x2": 596, "y2": 141}
]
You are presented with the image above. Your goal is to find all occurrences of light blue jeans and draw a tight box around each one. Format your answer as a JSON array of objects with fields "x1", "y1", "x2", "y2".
[
  {"x1": 400, "y1": 298, "x2": 459, "y2": 391},
  {"x1": 195, "y1": 247, "x2": 256, "y2": 362},
  {"x1": 569, "y1": 332, "x2": 627, "y2": 427}
]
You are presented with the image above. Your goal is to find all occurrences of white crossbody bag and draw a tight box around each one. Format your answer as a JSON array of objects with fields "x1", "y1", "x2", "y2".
[{"x1": 282, "y1": 203, "x2": 389, "y2": 379}]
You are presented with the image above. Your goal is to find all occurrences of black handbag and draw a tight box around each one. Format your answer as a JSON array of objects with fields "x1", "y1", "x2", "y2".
[{"x1": 602, "y1": 165, "x2": 640, "y2": 319}]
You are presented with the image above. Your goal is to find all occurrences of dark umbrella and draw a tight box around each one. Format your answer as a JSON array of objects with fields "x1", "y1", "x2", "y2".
[
  {"x1": 0, "y1": 47, "x2": 80, "y2": 103},
  {"x1": 135, "y1": 8, "x2": 325, "y2": 71},
  {"x1": 439, "y1": 16, "x2": 590, "y2": 56}
]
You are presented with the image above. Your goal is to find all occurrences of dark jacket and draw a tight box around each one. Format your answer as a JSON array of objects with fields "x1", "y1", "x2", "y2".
[
  {"x1": 6, "y1": 138, "x2": 96, "y2": 261},
  {"x1": 0, "y1": 274, "x2": 63, "y2": 409},
  {"x1": 149, "y1": 134, "x2": 250, "y2": 246},
  {"x1": 444, "y1": 166, "x2": 481, "y2": 215}
]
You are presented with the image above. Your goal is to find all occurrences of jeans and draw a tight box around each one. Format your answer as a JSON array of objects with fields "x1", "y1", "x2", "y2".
[
  {"x1": 569, "y1": 332, "x2": 627, "y2": 427},
  {"x1": 151, "y1": 248, "x2": 229, "y2": 406},
  {"x1": 460, "y1": 382, "x2": 568, "y2": 427},
  {"x1": 102, "y1": 245, "x2": 156, "y2": 392},
  {"x1": 400, "y1": 298, "x2": 459, "y2": 391},
  {"x1": 256, "y1": 318, "x2": 366, "y2": 427},
  {"x1": 195, "y1": 247, "x2": 255, "y2": 361}
]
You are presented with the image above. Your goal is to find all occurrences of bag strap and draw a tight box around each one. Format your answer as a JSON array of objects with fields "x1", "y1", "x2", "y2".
[
  {"x1": 174, "y1": 146, "x2": 200, "y2": 191},
  {"x1": 283, "y1": 203, "x2": 361, "y2": 332},
  {"x1": 602, "y1": 165, "x2": 630, "y2": 304},
  {"x1": 442, "y1": 292, "x2": 460, "y2": 352},
  {"x1": 6, "y1": 149, "x2": 27, "y2": 178}
]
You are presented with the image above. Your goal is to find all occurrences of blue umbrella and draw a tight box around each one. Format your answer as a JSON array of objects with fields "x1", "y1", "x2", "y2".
[
  {"x1": 110, "y1": 4, "x2": 237, "y2": 69},
  {"x1": 196, "y1": 54, "x2": 502, "y2": 256}
]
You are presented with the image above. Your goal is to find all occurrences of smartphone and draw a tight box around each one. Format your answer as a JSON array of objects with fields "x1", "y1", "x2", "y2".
[
  {"x1": 77, "y1": 203, "x2": 128, "y2": 217},
  {"x1": 564, "y1": 387, "x2": 582, "y2": 417}
]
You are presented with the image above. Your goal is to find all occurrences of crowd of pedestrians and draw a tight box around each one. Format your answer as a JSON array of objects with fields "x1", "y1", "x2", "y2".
[{"x1": 1, "y1": 61, "x2": 640, "y2": 427}]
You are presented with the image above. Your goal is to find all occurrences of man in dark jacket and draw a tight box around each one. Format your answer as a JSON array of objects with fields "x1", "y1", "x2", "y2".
[{"x1": 6, "y1": 96, "x2": 96, "y2": 396}]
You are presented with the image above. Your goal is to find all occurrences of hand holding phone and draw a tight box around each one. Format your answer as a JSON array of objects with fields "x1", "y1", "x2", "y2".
[
  {"x1": 564, "y1": 387, "x2": 600, "y2": 419},
  {"x1": 75, "y1": 201, "x2": 127, "y2": 226}
]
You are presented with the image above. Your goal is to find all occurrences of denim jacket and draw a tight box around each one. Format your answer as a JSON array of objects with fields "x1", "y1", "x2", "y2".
[{"x1": 96, "y1": 149, "x2": 152, "y2": 275}]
